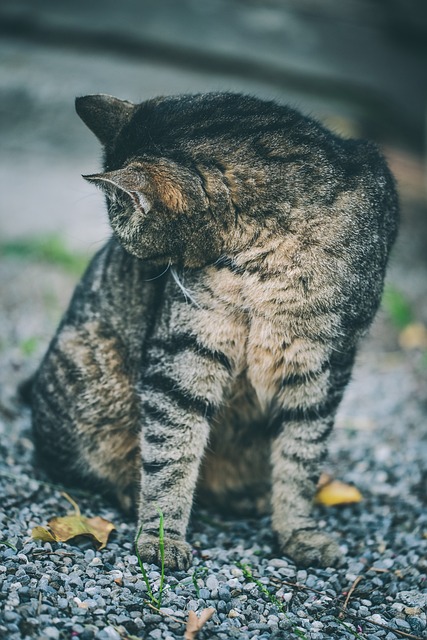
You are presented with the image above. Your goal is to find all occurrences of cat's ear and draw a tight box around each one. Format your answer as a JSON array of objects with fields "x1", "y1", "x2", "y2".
[
  {"x1": 75, "y1": 94, "x2": 135, "y2": 146},
  {"x1": 82, "y1": 169, "x2": 151, "y2": 211},
  {"x1": 82, "y1": 169, "x2": 143, "y2": 193}
]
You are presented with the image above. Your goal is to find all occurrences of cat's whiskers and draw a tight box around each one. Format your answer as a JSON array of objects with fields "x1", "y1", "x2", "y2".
[
  {"x1": 171, "y1": 267, "x2": 201, "y2": 308},
  {"x1": 143, "y1": 261, "x2": 172, "y2": 282}
]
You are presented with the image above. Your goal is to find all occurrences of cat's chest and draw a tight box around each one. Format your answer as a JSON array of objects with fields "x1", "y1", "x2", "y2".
[{"x1": 186, "y1": 266, "x2": 287, "y2": 407}]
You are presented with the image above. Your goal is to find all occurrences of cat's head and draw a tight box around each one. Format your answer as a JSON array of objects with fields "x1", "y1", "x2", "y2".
[{"x1": 76, "y1": 93, "x2": 272, "y2": 267}]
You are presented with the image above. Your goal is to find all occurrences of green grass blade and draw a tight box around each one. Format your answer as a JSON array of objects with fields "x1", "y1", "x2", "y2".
[
  {"x1": 135, "y1": 525, "x2": 156, "y2": 605},
  {"x1": 155, "y1": 507, "x2": 165, "y2": 608},
  {"x1": 0, "y1": 539, "x2": 17, "y2": 551}
]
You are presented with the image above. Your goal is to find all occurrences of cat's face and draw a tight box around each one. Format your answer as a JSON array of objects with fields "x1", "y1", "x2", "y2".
[{"x1": 76, "y1": 94, "x2": 246, "y2": 267}]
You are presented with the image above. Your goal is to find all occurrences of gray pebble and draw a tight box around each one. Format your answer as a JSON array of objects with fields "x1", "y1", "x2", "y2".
[
  {"x1": 394, "y1": 618, "x2": 411, "y2": 630},
  {"x1": 218, "y1": 586, "x2": 231, "y2": 602},
  {"x1": 206, "y1": 576, "x2": 219, "y2": 591},
  {"x1": 397, "y1": 591, "x2": 427, "y2": 608},
  {"x1": 42, "y1": 627, "x2": 60, "y2": 639}
]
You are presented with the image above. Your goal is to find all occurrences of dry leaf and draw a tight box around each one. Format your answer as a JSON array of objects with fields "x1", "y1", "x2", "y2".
[
  {"x1": 315, "y1": 478, "x2": 363, "y2": 506},
  {"x1": 317, "y1": 472, "x2": 333, "y2": 489},
  {"x1": 184, "y1": 608, "x2": 215, "y2": 640},
  {"x1": 31, "y1": 526, "x2": 57, "y2": 543},
  {"x1": 399, "y1": 322, "x2": 427, "y2": 350},
  {"x1": 32, "y1": 493, "x2": 115, "y2": 549}
]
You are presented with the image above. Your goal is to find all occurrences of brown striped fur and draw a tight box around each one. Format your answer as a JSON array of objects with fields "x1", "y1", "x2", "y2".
[{"x1": 32, "y1": 92, "x2": 398, "y2": 569}]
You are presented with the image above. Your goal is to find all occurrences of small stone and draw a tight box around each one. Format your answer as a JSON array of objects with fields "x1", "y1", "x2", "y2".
[
  {"x1": 368, "y1": 614, "x2": 387, "y2": 626},
  {"x1": 218, "y1": 586, "x2": 231, "y2": 602},
  {"x1": 43, "y1": 627, "x2": 60, "y2": 639},
  {"x1": 217, "y1": 600, "x2": 227, "y2": 613},
  {"x1": 395, "y1": 619, "x2": 411, "y2": 630},
  {"x1": 227, "y1": 578, "x2": 240, "y2": 589},
  {"x1": 198, "y1": 588, "x2": 210, "y2": 600},
  {"x1": 311, "y1": 621, "x2": 324, "y2": 630},
  {"x1": 206, "y1": 576, "x2": 219, "y2": 591},
  {"x1": 3, "y1": 612, "x2": 18, "y2": 622},
  {"x1": 90, "y1": 558, "x2": 102, "y2": 566},
  {"x1": 306, "y1": 575, "x2": 317, "y2": 588},
  {"x1": 397, "y1": 591, "x2": 427, "y2": 608},
  {"x1": 84, "y1": 550, "x2": 95, "y2": 563},
  {"x1": 408, "y1": 616, "x2": 425, "y2": 635},
  {"x1": 268, "y1": 559, "x2": 289, "y2": 568},
  {"x1": 97, "y1": 628, "x2": 121, "y2": 640}
]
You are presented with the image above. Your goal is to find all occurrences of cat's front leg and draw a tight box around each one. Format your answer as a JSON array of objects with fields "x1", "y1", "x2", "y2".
[
  {"x1": 136, "y1": 302, "x2": 234, "y2": 570},
  {"x1": 136, "y1": 386, "x2": 211, "y2": 570},
  {"x1": 270, "y1": 344, "x2": 356, "y2": 568}
]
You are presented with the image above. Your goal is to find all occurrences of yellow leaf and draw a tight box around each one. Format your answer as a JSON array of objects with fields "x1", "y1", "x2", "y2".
[
  {"x1": 31, "y1": 526, "x2": 58, "y2": 543},
  {"x1": 315, "y1": 479, "x2": 363, "y2": 506},
  {"x1": 32, "y1": 493, "x2": 115, "y2": 549}
]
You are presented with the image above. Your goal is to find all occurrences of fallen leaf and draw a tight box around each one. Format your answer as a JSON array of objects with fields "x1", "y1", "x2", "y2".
[
  {"x1": 32, "y1": 492, "x2": 115, "y2": 549},
  {"x1": 317, "y1": 472, "x2": 333, "y2": 489},
  {"x1": 184, "y1": 608, "x2": 215, "y2": 640},
  {"x1": 399, "y1": 322, "x2": 427, "y2": 350},
  {"x1": 315, "y1": 478, "x2": 363, "y2": 506},
  {"x1": 31, "y1": 526, "x2": 57, "y2": 543}
]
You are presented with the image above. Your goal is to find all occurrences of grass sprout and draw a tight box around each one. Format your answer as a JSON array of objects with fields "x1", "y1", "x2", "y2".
[
  {"x1": 0, "y1": 539, "x2": 17, "y2": 551},
  {"x1": 135, "y1": 508, "x2": 166, "y2": 608},
  {"x1": 237, "y1": 561, "x2": 308, "y2": 640}
]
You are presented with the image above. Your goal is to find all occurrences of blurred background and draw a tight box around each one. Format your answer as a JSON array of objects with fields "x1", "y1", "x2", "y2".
[{"x1": 0, "y1": 0, "x2": 426, "y2": 375}]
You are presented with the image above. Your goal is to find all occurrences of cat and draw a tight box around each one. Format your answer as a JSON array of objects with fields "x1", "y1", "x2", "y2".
[{"x1": 32, "y1": 92, "x2": 399, "y2": 569}]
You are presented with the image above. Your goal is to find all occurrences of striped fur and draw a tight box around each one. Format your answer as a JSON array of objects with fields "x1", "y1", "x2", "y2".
[{"x1": 32, "y1": 92, "x2": 398, "y2": 569}]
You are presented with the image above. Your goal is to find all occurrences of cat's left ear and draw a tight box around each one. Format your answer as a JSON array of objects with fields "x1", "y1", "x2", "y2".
[
  {"x1": 82, "y1": 168, "x2": 151, "y2": 211},
  {"x1": 82, "y1": 168, "x2": 145, "y2": 194},
  {"x1": 75, "y1": 94, "x2": 135, "y2": 146}
]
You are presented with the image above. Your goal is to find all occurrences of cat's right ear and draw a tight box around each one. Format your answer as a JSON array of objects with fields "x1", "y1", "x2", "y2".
[{"x1": 75, "y1": 94, "x2": 135, "y2": 146}]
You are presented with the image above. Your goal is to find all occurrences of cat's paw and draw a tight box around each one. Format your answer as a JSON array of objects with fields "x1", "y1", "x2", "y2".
[
  {"x1": 136, "y1": 533, "x2": 192, "y2": 571},
  {"x1": 280, "y1": 530, "x2": 342, "y2": 568}
]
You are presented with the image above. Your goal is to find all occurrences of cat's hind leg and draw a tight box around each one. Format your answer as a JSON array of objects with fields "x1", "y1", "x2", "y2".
[{"x1": 32, "y1": 320, "x2": 140, "y2": 511}]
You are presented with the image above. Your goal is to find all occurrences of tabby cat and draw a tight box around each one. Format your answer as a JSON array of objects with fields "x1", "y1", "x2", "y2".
[{"x1": 32, "y1": 92, "x2": 398, "y2": 569}]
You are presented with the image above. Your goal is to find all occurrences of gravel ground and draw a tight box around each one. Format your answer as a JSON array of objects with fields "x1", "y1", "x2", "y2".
[{"x1": 0, "y1": 252, "x2": 427, "y2": 640}]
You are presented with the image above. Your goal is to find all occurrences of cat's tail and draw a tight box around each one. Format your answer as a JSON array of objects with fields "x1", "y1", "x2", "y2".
[{"x1": 18, "y1": 375, "x2": 35, "y2": 406}]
